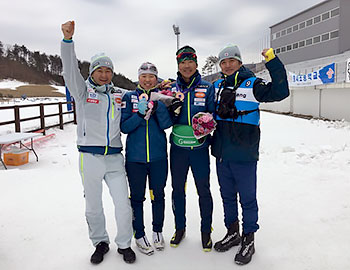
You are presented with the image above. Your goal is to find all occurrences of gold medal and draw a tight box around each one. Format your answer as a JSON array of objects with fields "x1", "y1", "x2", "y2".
[
  {"x1": 139, "y1": 93, "x2": 149, "y2": 100},
  {"x1": 175, "y1": 92, "x2": 185, "y2": 101}
]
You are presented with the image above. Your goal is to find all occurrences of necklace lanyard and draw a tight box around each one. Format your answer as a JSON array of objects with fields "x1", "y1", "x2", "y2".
[{"x1": 176, "y1": 76, "x2": 197, "y2": 95}]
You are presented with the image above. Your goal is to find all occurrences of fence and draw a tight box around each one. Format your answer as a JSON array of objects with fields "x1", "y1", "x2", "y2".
[{"x1": 0, "y1": 101, "x2": 76, "y2": 135}]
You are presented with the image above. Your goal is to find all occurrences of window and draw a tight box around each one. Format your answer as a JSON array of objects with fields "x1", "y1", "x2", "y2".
[
  {"x1": 299, "y1": 21, "x2": 306, "y2": 29},
  {"x1": 272, "y1": 33, "x2": 276, "y2": 40},
  {"x1": 281, "y1": 46, "x2": 286, "y2": 53},
  {"x1": 276, "y1": 32, "x2": 281, "y2": 38},
  {"x1": 287, "y1": 27, "x2": 292, "y2": 34},
  {"x1": 314, "y1": 15, "x2": 321, "y2": 24},
  {"x1": 322, "y1": 33, "x2": 330, "y2": 41},
  {"x1": 281, "y1": 29, "x2": 286, "y2": 36},
  {"x1": 293, "y1": 25, "x2": 298, "y2": 32},
  {"x1": 293, "y1": 43, "x2": 298, "y2": 49},
  {"x1": 275, "y1": 48, "x2": 281, "y2": 54},
  {"x1": 306, "y1": 38, "x2": 312, "y2": 46},
  {"x1": 313, "y1": 36, "x2": 321, "y2": 43},
  {"x1": 322, "y1": 12, "x2": 330, "y2": 21},
  {"x1": 331, "y1": 8, "x2": 340, "y2": 17},
  {"x1": 287, "y1": 45, "x2": 292, "y2": 51},
  {"x1": 330, "y1": 30, "x2": 339, "y2": 39},
  {"x1": 306, "y1": 19, "x2": 313, "y2": 26},
  {"x1": 299, "y1": 40, "x2": 305, "y2": 47}
]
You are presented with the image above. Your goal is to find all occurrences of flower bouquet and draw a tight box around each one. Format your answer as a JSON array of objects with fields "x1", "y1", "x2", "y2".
[{"x1": 192, "y1": 112, "x2": 217, "y2": 139}]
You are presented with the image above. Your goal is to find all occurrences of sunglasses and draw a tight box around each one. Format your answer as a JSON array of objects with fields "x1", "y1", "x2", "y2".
[
  {"x1": 140, "y1": 63, "x2": 157, "y2": 72},
  {"x1": 176, "y1": 52, "x2": 197, "y2": 59}
]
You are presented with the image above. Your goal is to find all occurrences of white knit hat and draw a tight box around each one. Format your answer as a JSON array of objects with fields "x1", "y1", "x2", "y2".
[
  {"x1": 218, "y1": 44, "x2": 242, "y2": 64},
  {"x1": 89, "y1": 53, "x2": 114, "y2": 75},
  {"x1": 138, "y1": 62, "x2": 158, "y2": 77}
]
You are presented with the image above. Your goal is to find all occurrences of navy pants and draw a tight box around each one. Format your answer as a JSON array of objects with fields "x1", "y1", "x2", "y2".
[
  {"x1": 126, "y1": 159, "x2": 168, "y2": 239},
  {"x1": 170, "y1": 145, "x2": 213, "y2": 233},
  {"x1": 216, "y1": 159, "x2": 259, "y2": 234}
]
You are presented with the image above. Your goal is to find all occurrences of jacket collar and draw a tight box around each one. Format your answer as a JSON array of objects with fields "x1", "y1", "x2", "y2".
[
  {"x1": 176, "y1": 70, "x2": 201, "y2": 89},
  {"x1": 87, "y1": 77, "x2": 114, "y2": 93}
]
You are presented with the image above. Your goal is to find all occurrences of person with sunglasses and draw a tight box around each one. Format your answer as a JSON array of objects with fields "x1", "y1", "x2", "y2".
[
  {"x1": 60, "y1": 21, "x2": 136, "y2": 264},
  {"x1": 121, "y1": 62, "x2": 172, "y2": 256},
  {"x1": 168, "y1": 45, "x2": 215, "y2": 251},
  {"x1": 211, "y1": 44, "x2": 289, "y2": 265}
]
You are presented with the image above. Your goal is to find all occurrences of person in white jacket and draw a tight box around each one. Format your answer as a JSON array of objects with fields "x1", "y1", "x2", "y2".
[{"x1": 60, "y1": 20, "x2": 135, "y2": 265}]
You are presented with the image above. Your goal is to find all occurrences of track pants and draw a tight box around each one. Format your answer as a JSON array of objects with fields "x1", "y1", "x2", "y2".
[{"x1": 79, "y1": 152, "x2": 133, "y2": 248}]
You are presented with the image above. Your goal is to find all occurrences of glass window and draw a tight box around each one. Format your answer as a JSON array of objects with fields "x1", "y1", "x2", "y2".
[
  {"x1": 331, "y1": 8, "x2": 340, "y2": 17},
  {"x1": 293, "y1": 25, "x2": 298, "y2": 32},
  {"x1": 276, "y1": 32, "x2": 281, "y2": 38},
  {"x1": 306, "y1": 19, "x2": 313, "y2": 26},
  {"x1": 276, "y1": 48, "x2": 281, "y2": 54},
  {"x1": 306, "y1": 38, "x2": 312, "y2": 46},
  {"x1": 330, "y1": 30, "x2": 339, "y2": 39},
  {"x1": 313, "y1": 36, "x2": 321, "y2": 43},
  {"x1": 281, "y1": 46, "x2": 286, "y2": 52},
  {"x1": 314, "y1": 15, "x2": 321, "y2": 24},
  {"x1": 322, "y1": 33, "x2": 330, "y2": 41},
  {"x1": 281, "y1": 29, "x2": 286, "y2": 36},
  {"x1": 299, "y1": 40, "x2": 305, "y2": 47},
  {"x1": 287, "y1": 27, "x2": 292, "y2": 34},
  {"x1": 293, "y1": 43, "x2": 298, "y2": 49},
  {"x1": 322, "y1": 12, "x2": 330, "y2": 21},
  {"x1": 299, "y1": 21, "x2": 306, "y2": 29},
  {"x1": 287, "y1": 45, "x2": 292, "y2": 51}
]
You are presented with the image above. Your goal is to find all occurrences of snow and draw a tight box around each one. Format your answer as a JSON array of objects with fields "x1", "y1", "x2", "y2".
[
  {"x1": 1, "y1": 103, "x2": 350, "y2": 270},
  {"x1": 0, "y1": 79, "x2": 29, "y2": 90}
]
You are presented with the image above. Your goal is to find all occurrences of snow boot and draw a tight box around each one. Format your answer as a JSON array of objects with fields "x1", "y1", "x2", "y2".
[
  {"x1": 170, "y1": 229, "x2": 186, "y2": 247},
  {"x1": 153, "y1": 232, "x2": 165, "y2": 251},
  {"x1": 136, "y1": 235, "x2": 154, "y2": 256},
  {"x1": 90, "y1": 242, "x2": 109, "y2": 264},
  {"x1": 117, "y1": 247, "x2": 136, "y2": 264},
  {"x1": 234, "y1": 232, "x2": 255, "y2": 265},
  {"x1": 201, "y1": 232, "x2": 212, "y2": 252},
  {"x1": 214, "y1": 221, "x2": 241, "y2": 252}
]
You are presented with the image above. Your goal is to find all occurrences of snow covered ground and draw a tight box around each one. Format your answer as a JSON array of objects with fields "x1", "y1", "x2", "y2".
[{"x1": 0, "y1": 105, "x2": 350, "y2": 270}]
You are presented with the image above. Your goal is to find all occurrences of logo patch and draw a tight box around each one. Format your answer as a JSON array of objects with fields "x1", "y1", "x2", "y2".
[
  {"x1": 245, "y1": 80, "x2": 251, "y2": 87},
  {"x1": 195, "y1": 92, "x2": 206, "y2": 98},
  {"x1": 194, "y1": 102, "x2": 205, "y2": 106}
]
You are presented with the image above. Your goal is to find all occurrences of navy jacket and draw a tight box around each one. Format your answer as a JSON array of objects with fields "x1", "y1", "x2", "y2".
[
  {"x1": 211, "y1": 57, "x2": 289, "y2": 161},
  {"x1": 121, "y1": 87, "x2": 172, "y2": 163}
]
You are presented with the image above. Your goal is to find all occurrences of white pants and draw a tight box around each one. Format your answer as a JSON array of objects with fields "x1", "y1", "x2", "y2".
[{"x1": 79, "y1": 152, "x2": 133, "y2": 248}]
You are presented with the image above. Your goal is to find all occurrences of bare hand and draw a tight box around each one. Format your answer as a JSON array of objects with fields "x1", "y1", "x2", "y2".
[{"x1": 61, "y1": 21, "x2": 75, "y2": 39}]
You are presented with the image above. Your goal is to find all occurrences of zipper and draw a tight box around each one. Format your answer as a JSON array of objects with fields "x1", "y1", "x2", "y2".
[
  {"x1": 104, "y1": 93, "x2": 111, "y2": 155},
  {"x1": 146, "y1": 120, "x2": 150, "y2": 163}
]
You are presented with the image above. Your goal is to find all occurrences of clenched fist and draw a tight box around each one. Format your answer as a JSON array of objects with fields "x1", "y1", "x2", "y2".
[{"x1": 61, "y1": 21, "x2": 75, "y2": 40}]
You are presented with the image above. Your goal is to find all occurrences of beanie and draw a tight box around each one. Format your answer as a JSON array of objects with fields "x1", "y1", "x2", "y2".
[
  {"x1": 176, "y1": 45, "x2": 197, "y2": 64},
  {"x1": 218, "y1": 44, "x2": 242, "y2": 64},
  {"x1": 89, "y1": 53, "x2": 114, "y2": 75},
  {"x1": 138, "y1": 62, "x2": 158, "y2": 77}
]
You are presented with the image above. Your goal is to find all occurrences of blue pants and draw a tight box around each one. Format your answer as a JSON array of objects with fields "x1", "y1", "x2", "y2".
[
  {"x1": 216, "y1": 159, "x2": 259, "y2": 234},
  {"x1": 170, "y1": 146, "x2": 213, "y2": 233},
  {"x1": 126, "y1": 159, "x2": 168, "y2": 239}
]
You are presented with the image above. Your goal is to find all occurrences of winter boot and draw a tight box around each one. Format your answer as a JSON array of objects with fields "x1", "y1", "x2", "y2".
[
  {"x1": 117, "y1": 247, "x2": 136, "y2": 264},
  {"x1": 153, "y1": 232, "x2": 165, "y2": 251},
  {"x1": 136, "y1": 236, "x2": 154, "y2": 256},
  {"x1": 214, "y1": 221, "x2": 241, "y2": 252},
  {"x1": 90, "y1": 242, "x2": 109, "y2": 264},
  {"x1": 170, "y1": 229, "x2": 186, "y2": 247},
  {"x1": 201, "y1": 232, "x2": 213, "y2": 252},
  {"x1": 234, "y1": 232, "x2": 255, "y2": 265}
]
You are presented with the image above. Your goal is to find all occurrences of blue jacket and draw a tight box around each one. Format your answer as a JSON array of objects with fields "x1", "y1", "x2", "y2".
[
  {"x1": 121, "y1": 87, "x2": 172, "y2": 163},
  {"x1": 170, "y1": 70, "x2": 216, "y2": 149},
  {"x1": 211, "y1": 57, "x2": 289, "y2": 161}
]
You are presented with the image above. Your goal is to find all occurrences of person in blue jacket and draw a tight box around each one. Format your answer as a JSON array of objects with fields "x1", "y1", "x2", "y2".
[
  {"x1": 121, "y1": 62, "x2": 172, "y2": 256},
  {"x1": 211, "y1": 44, "x2": 289, "y2": 265},
  {"x1": 167, "y1": 45, "x2": 215, "y2": 251}
]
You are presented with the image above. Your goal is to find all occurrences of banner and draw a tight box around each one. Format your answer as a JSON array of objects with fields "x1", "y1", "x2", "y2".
[
  {"x1": 346, "y1": 59, "x2": 350, "y2": 83},
  {"x1": 288, "y1": 63, "x2": 335, "y2": 87}
]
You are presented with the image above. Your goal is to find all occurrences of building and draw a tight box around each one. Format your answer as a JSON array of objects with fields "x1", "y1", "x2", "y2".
[{"x1": 270, "y1": 0, "x2": 350, "y2": 65}]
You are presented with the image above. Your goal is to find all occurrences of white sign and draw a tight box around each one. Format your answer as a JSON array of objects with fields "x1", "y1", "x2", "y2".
[
  {"x1": 288, "y1": 63, "x2": 335, "y2": 87},
  {"x1": 346, "y1": 58, "x2": 350, "y2": 83}
]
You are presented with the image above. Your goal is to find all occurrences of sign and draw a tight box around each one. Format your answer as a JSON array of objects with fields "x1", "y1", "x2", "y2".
[
  {"x1": 288, "y1": 63, "x2": 336, "y2": 87},
  {"x1": 346, "y1": 59, "x2": 350, "y2": 83}
]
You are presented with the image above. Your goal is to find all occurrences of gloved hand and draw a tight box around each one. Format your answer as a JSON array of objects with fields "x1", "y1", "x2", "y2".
[
  {"x1": 216, "y1": 88, "x2": 237, "y2": 119},
  {"x1": 169, "y1": 98, "x2": 183, "y2": 116},
  {"x1": 262, "y1": 48, "x2": 276, "y2": 62},
  {"x1": 137, "y1": 97, "x2": 148, "y2": 115}
]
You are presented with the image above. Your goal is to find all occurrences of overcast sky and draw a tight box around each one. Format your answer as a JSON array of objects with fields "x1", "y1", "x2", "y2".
[{"x1": 1, "y1": 0, "x2": 323, "y2": 81}]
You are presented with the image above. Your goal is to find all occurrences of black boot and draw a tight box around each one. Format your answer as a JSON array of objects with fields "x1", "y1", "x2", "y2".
[
  {"x1": 234, "y1": 232, "x2": 255, "y2": 265},
  {"x1": 117, "y1": 247, "x2": 136, "y2": 264},
  {"x1": 214, "y1": 221, "x2": 241, "y2": 252},
  {"x1": 201, "y1": 232, "x2": 212, "y2": 252},
  {"x1": 90, "y1": 242, "x2": 109, "y2": 264},
  {"x1": 170, "y1": 229, "x2": 186, "y2": 247}
]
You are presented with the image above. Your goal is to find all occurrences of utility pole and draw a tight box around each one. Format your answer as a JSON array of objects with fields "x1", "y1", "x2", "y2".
[{"x1": 172, "y1": 24, "x2": 180, "y2": 51}]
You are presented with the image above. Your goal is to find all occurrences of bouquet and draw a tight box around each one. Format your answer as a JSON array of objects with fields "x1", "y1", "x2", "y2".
[{"x1": 192, "y1": 112, "x2": 217, "y2": 139}]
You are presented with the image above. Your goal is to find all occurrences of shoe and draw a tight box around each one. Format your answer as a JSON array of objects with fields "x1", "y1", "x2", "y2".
[
  {"x1": 90, "y1": 242, "x2": 109, "y2": 264},
  {"x1": 234, "y1": 233, "x2": 255, "y2": 265},
  {"x1": 170, "y1": 229, "x2": 185, "y2": 247},
  {"x1": 201, "y1": 232, "x2": 212, "y2": 252},
  {"x1": 153, "y1": 232, "x2": 165, "y2": 251},
  {"x1": 135, "y1": 236, "x2": 154, "y2": 256},
  {"x1": 214, "y1": 221, "x2": 241, "y2": 252},
  {"x1": 117, "y1": 247, "x2": 136, "y2": 264}
]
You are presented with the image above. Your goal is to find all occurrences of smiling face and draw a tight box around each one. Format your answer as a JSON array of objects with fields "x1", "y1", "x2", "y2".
[
  {"x1": 178, "y1": 60, "x2": 197, "y2": 82},
  {"x1": 91, "y1": 66, "x2": 113, "y2": 85},
  {"x1": 139, "y1": 73, "x2": 157, "y2": 90},
  {"x1": 220, "y1": 58, "x2": 242, "y2": 76}
]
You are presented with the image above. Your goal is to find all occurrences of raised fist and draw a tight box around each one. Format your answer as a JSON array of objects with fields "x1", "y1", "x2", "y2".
[{"x1": 61, "y1": 21, "x2": 75, "y2": 40}]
